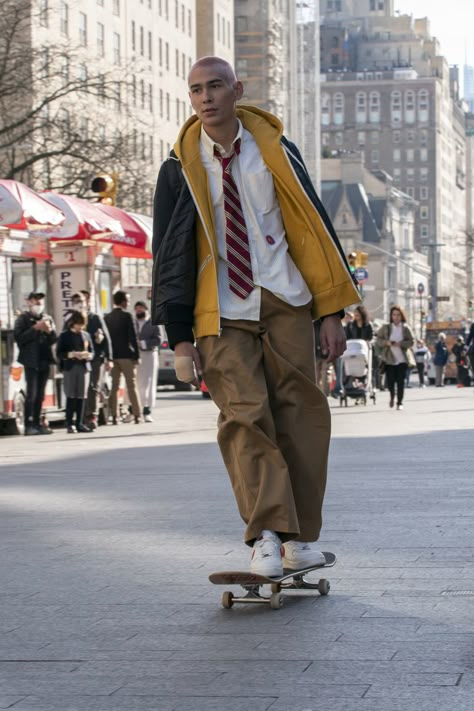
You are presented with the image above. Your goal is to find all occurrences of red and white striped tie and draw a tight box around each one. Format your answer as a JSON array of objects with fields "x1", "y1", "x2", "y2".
[{"x1": 214, "y1": 140, "x2": 254, "y2": 299}]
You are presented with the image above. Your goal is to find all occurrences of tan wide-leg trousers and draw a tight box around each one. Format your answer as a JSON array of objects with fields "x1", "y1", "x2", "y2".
[
  {"x1": 197, "y1": 289, "x2": 331, "y2": 546},
  {"x1": 109, "y1": 358, "x2": 141, "y2": 418}
]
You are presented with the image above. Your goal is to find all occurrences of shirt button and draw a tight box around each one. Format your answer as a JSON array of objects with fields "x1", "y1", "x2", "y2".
[{"x1": 266, "y1": 235, "x2": 275, "y2": 245}]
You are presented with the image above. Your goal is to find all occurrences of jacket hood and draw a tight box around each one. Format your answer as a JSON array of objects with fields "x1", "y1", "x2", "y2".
[{"x1": 173, "y1": 104, "x2": 283, "y2": 166}]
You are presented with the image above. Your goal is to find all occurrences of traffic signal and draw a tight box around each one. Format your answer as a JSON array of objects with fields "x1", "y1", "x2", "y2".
[
  {"x1": 347, "y1": 251, "x2": 357, "y2": 273},
  {"x1": 347, "y1": 251, "x2": 368, "y2": 271},
  {"x1": 91, "y1": 172, "x2": 118, "y2": 205}
]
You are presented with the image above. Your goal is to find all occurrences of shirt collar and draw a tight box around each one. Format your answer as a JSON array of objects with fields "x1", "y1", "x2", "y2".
[{"x1": 201, "y1": 119, "x2": 243, "y2": 160}]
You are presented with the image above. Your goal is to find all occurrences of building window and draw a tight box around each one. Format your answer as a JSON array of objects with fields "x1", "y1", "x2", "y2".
[
  {"x1": 140, "y1": 79, "x2": 145, "y2": 108},
  {"x1": 131, "y1": 21, "x2": 136, "y2": 51},
  {"x1": 393, "y1": 130, "x2": 401, "y2": 143},
  {"x1": 97, "y1": 0, "x2": 104, "y2": 5},
  {"x1": 175, "y1": 49, "x2": 179, "y2": 76},
  {"x1": 369, "y1": 91, "x2": 380, "y2": 123},
  {"x1": 97, "y1": 23, "x2": 105, "y2": 56},
  {"x1": 148, "y1": 31, "x2": 152, "y2": 60},
  {"x1": 371, "y1": 131, "x2": 379, "y2": 143},
  {"x1": 420, "y1": 148, "x2": 428, "y2": 161},
  {"x1": 188, "y1": 9, "x2": 192, "y2": 36},
  {"x1": 140, "y1": 26, "x2": 144, "y2": 55},
  {"x1": 371, "y1": 149, "x2": 379, "y2": 163},
  {"x1": 160, "y1": 139, "x2": 164, "y2": 161},
  {"x1": 113, "y1": 0, "x2": 120, "y2": 15},
  {"x1": 393, "y1": 168, "x2": 401, "y2": 183},
  {"x1": 159, "y1": 89, "x2": 163, "y2": 117},
  {"x1": 418, "y1": 90, "x2": 429, "y2": 122},
  {"x1": 181, "y1": 3, "x2": 185, "y2": 32},
  {"x1": 407, "y1": 168, "x2": 414, "y2": 181},
  {"x1": 182, "y1": 52, "x2": 186, "y2": 80},
  {"x1": 391, "y1": 90, "x2": 402, "y2": 124},
  {"x1": 322, "y1": 133, "x2": 330, "y2": 146},
  {"x1": 113, "y1": 32, "x2": 121, "y2": 64},
  {"x1": 166, "y1": 92, "x2": 170, "y2": 120},
  {"x1": 158, "y1": 38, "x2": 162, "y2": 66},
  {"x1": 60, "y1": 54, "x2": 69, "y2": 84},
  {"x1": 79, "y1": 12, "x2": 87, "y2": 46},
  {"x1": 60, "y1": 1, "x2": 69, "y2": 36},
  {"x1": 420, "y1": 206, "x2": 429, "y2": 219},
  {"x1": 405, "y1": 90, "x2": 415, "y2": 124},
  {"x1": 406, "y1": 187, "x2": 415, "y2": 198},
  {"x1": 176, "y1": 97, "x2": 180, "y2": 124},
  {"x1": 357, "y1": 131, "x2": 365, "y2": 146},
  {"x1": 332, "y1": 36, "x2": 339, "y2": 48},
  {"x1": 356, "y1": 92, "x2": 367, "y2": 123},
  {"x1": 149, "y1": 83, "x2": 153, "y2": 112},
  {"x1": 236, "y1": 15, "x2": 248, "y2": 32},
  {"x1": 321, "y1": 93, "x2": 331, "y2": 126},
  {"x1": 165, "y1": 42, "x2": 169, "y2": 70},
  {"x1": 175, "y1": 0, "x2": 179, "y2": 27},
  {"x1": 393, "y1": 148, "x2": 401, "y2": 162},
  {"x1": 420, "y1": 225, "x2": 429, "y2": 240},
  {"x1": 149, "y1": 135, "x2": 154, "y2": 161},
  {"x1": 39, "y1": 0, "x2": 49, "y2": 26},
  {"x1": 406, "y1": 148, "x2": 414, "y2": 162},
  {"x1": 78, "y1": 63, "x2": 88, "y2": 82},
  {"x1": 132, "y1": 75, "x2": 137, "y2": 105},
  {"x1": 407, "y1": 130, "x2": 415, "y2": 143},
  {"x1": 420, "y1": 186, "x2": 428, "y2": 200},
  {"x1": 419, "y1": 129, "x2": 428, "y2": 145},
  {"x1": 335, "y1": 132, "x2": 343, "y2": 145},
  {"x1": 333, "y1": 92, "x2": 344, "y2": 125},
  {"x1": 420, "y1": 168, "x2": 428, "y2": 181}
]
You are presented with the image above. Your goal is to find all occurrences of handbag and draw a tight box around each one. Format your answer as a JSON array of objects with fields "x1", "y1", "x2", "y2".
[{"x1": 405, "y1": 348, "x2": 416, "y2": 369}]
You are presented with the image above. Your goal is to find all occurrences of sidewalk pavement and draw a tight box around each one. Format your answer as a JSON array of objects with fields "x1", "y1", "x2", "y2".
[{"x1": 0, "y1": 385, "x2": 473, "y2": 710}]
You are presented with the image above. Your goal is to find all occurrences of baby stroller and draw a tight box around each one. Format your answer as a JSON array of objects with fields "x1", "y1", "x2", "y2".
[{"x1": 339, "y1": 339, "x2": 376, "y2": 406}]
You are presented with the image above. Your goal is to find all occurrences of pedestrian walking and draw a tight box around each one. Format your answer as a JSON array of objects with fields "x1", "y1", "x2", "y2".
[
  {"x1": 14, "y1": 291, "x2": 56, "y2": 435},
  {"x1": 344, "y1": 305, "x2": 373, "y2": 342},
  {"x1": 433, "y1": 332, "x2": 448, "y2": 387},
  {"x1": 104, "y1": 290, "x2": 142, "y2": 425},
  {"x1": 414, "y1": 338, "x2": 430, "y2": 387},
  {"x1": 376, "y1": 305, "x2": 415, "y2": 410},
  {"x1": 133, "y1": 301, "x2": 161, "y2": 422},
  {"x1": 331, "y1": 311, "x2": 354, "y2": 398},
  {"x1": 80, "y1": 290, "x2": 113, "y2": 429},
  {"x1": 151, "y1": 56, "x2": 360, "y2": 576},
  {"x1": 56, "y1": 311, "x2": 94, "y2": 433}
]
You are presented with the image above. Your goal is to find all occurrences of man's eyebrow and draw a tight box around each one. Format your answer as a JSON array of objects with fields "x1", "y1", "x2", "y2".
[{"x1": 189, "y1": 77, "x2": 224, "y2": 90}]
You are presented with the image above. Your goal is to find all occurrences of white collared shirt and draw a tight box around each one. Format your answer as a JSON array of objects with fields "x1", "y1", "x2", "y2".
[{"x1": 199, "y1": 121, "x2": 311, "y2": 321}]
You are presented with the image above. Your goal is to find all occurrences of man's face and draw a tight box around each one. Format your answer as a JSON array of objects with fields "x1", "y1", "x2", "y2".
[
  {"x1": 28, "y1": 298, "x2": 44, "y2": 314},
  {"x1": 188, "y1": 63, "x2": 243, "y2": 130}
]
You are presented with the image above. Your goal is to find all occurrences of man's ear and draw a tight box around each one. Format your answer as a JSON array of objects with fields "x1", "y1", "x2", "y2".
[{"x1": 234, "y1": 80, "x2": 244, "y2": 101}]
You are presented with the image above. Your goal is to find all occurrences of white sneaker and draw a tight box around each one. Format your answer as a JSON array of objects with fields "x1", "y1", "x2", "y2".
[
  {"x1": 282, "y1": 541, "x2": 326, "y2": 570},
  {"x1": 122, "y1": 413, "x2": 134, "y2": 423},
  {"x1": 250, "y1": 530, "x2": 283, "y2": 577},
  {"x1": 144, "y1": 413, "x2": 153, "y2": 423}
]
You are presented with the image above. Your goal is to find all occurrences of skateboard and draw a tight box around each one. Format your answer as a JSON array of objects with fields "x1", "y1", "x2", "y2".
[{"x1": 209, "y1": 551, "x2": 336, "y2": 609}]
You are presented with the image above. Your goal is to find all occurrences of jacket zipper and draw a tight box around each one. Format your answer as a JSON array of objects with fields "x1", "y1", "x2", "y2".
[{"x1": 181, "y1": 171, "x2": 222, "y2": 335}]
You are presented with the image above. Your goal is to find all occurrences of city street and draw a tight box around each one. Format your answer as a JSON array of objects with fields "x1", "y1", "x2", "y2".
[{"x1": 0, "y1": 384, "x2": 473, "y2": 710}]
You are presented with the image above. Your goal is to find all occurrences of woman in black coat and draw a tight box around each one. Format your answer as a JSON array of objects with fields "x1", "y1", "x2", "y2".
[{"x1": 56, "y1": 312, "x2": 94, "y2": 433}]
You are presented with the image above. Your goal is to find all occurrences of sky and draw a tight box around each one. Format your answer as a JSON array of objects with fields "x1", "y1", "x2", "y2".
[{"x1": 394, "y1": 1, "x2": 474, "y2": 68}]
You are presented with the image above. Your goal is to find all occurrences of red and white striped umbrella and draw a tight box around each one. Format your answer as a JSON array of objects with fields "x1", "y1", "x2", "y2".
[
  {"x1": 42, "y1": 192, "x2": 125, "y2": 242},
  {"x1": 0, "y1": 180, "x2": 65, "y2": 235}
]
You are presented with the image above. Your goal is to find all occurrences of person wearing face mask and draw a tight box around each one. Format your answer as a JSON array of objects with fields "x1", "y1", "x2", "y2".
[
  {"x1": 56, "y1": 311, "x2": 94, "y2": 433},
  {"x1": 63, "y1": 292, "x2": 88, "y2": 330},
  {"x1": 132, "y1": 301, "x2": 161, "y2": 422},
  {"x1": 14, "y1": 292, "x2": 57, "y2": 435}
]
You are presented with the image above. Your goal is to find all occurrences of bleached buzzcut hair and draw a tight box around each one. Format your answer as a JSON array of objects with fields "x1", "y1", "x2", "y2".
[{"x1": 188, "y1": 56, "x2": 237, "y2": 86}]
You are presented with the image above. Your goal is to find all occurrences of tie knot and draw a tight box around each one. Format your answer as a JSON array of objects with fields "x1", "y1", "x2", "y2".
[{"x1": 214, "y1": 138, "x2": 241, "y2": 171}]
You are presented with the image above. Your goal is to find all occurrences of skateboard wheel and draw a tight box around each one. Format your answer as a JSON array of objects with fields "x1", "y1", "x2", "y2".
[
  {"x1": 221, "y1": 591, "x2": 234, "y2": 608},
  {"x1": 271, "y1": 583, "x2": 281, "y2": 593},
  {"x1": 318, "y1": 579, "x2": 330, "y2": 596},
  {"x1": 270, "y1": 593, "x2": 283, "y2": 609}
]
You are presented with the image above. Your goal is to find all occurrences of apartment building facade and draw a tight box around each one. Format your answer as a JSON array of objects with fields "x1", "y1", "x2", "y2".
[{"x1": 320, "y1": 6, "x2": 469, "y2": 321}]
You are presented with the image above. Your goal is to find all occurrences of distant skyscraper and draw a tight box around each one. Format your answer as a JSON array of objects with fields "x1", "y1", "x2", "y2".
[{"x1": 464, "y1": 65, "x2": 474, "y2": 113}]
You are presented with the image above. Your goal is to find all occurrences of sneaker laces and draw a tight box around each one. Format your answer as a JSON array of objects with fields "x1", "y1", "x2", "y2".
[{"x1": 253, "y1": 533, "x2": 280, "y2": 559}]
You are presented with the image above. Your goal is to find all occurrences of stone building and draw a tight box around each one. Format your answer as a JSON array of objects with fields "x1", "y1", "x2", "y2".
[
  {"x1": 320, "y1": 6, "x2": 468, "y2": 321},
  {"x1": 321, "y1": 152, "x2": 430, "y2": 329}
]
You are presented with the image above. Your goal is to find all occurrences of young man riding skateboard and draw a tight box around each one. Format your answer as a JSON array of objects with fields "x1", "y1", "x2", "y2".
[{"x1": 152, "y1": 57, "x2": 359, "y2": 577}]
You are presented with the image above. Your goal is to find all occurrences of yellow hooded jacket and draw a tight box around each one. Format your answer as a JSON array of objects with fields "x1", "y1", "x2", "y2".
[{"x1": 173, "y1": 105, "x2": 360, "y2": 339}]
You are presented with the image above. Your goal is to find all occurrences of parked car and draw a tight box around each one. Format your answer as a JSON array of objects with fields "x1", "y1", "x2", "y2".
[{"x1": 157, "y1": 326, "x2": 193, "y2": 391}]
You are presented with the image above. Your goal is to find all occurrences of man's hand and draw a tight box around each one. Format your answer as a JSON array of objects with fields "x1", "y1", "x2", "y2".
[
  {"x1": 174, "y1": 341, "x2": 202, "y2": 386},
  {"x1": 319, "y1": 315, "x2": 346, "y2": 362},
  {"x1": 105, "y1": 361, "x2": 113, "y2": 373},
  {"x1": 33, "y1": 319, "x2": 51, "y2": 334}
]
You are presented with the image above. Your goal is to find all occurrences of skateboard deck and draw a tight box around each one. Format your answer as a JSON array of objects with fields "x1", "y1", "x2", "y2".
[{"x1": 209, "y1": 551, "x2": 336, "y2": 609}]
